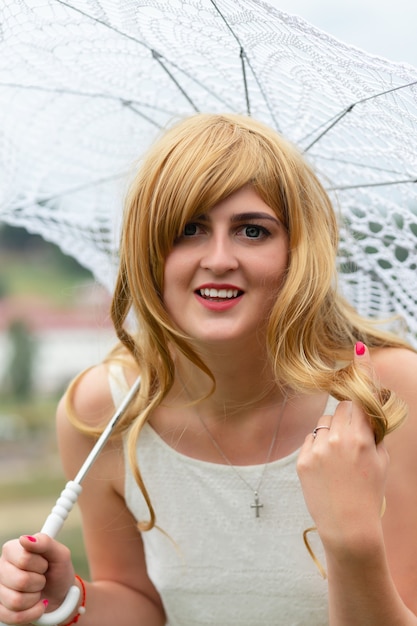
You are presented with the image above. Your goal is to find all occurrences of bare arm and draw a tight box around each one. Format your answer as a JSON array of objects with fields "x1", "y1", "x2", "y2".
[{"x1": 297, "y1": 346, "x2": 417, "y2": 625}]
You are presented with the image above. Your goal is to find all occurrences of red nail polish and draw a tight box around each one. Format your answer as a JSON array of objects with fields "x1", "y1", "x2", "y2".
[
  {"x1": 355, "y1": 341, "x2": 366, "y2": 356},
  {"x1": 25, "y1": 535, "x2": 37, "y2": 542},
  {"x1": 43, "y1": 599, "x2": 49, "y2": 608}
]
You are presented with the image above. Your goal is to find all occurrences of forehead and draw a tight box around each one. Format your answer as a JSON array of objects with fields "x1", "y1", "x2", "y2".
[{"x1": 195, "y1": 185, "x2": 279, "y2": 219}]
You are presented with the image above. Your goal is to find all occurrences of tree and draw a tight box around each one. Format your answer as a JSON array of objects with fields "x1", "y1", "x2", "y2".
[{"x1": 7, "y1": 319, "x2": 36, "y2": 399}]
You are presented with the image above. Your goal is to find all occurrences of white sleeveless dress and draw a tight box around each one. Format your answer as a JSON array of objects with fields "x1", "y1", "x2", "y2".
[{"x1": 109, "y1": 366, "x2": 337, "y2": 626}]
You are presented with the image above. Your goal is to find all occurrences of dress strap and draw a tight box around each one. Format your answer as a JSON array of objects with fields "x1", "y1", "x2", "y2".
[
  {"x1": 323, "y1": 395, "x2": 339, "y2": 415},
  {"x1": 107, "y1": 362, "x2": 130, "y2": 407}
]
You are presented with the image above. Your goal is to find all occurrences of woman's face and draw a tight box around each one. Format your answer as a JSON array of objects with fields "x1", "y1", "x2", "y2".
[{"x1": 163, "y1": 186, "x2": 289, "y2": 348}]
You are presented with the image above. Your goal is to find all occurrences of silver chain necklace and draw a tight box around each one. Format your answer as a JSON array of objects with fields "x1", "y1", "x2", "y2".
[{"x1": 197, "y1": 394, "x2": 288, "y2": 518}]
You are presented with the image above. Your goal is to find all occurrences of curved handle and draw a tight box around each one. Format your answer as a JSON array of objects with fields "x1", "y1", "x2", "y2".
[{"x1": 33, "y1": 584, "x2": 81, "y2": 626}]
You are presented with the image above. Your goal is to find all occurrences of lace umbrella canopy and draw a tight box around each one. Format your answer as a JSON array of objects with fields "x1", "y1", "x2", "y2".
[{"x1": 0, "y1": 0, "x2": 417, "y2": 345}]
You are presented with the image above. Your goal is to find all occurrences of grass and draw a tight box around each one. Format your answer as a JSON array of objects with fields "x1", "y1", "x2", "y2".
[
  {"x1": 0, "y1": 395, "x2": 59, "y2": 429},
  {"x1": 0, "y1": 470, "x2": 64, "y2": 501},
  {"x1": 2, "y1": 255, "x2": 92, "y2": 306}
]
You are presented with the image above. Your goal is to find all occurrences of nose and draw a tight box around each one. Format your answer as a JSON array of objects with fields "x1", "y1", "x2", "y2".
[{"x1": 200, "y1": 232, "x2": 239, "y2": 275}]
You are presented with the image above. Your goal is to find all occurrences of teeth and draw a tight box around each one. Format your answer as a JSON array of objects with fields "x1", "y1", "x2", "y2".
[{"x1": 200, "y1": 288, "x2": 239, "y2": 299}]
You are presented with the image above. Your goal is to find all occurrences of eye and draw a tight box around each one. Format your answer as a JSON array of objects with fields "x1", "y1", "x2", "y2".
[
  {"x1": 183, "y1": 222, "x2": 199, "y2": 236},
  {"x1": 174, "y1": 221, "x2": 204, "y2": 244},
  {"x1": 241, "y1": 224, "x2": 270, "y2": 239}
]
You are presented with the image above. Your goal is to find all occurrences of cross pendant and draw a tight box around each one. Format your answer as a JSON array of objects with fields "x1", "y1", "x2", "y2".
[{"x1": 251, "y1": 491, "x2": 263, "y2": 518}]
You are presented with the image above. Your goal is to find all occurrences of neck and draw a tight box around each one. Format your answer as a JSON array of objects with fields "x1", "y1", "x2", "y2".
[{"x1": 171, "y1": 346, "x2": 285, "y2": 420}]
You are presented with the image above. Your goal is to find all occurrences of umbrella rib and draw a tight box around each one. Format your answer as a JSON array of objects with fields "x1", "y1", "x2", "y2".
[
  {"x1": 55, "y1": 0, "x2": 150, "y2": 49},
  {"x1": 313, "y1": 155, "x2": 410, "y2": 178},
  {"x1": 0, "y1": 83, "x2": 178, "y2": 124},
  {"x1": 241, "y1": 50, "x2": 281, "y2": 129},
  {"x1": 147, "y1": 56, "x2": 244, "y2": 111},
  {"x1": 316, "y1": 156, "x2": 417, "y2": 189},
  {"x1": 328, "y1": 178, "x2": 417, "y2": 191},
  {"x1": 240, "y1": 47, "x2": 251, "y2": 116},
  {"x1": 6, "y1": 172, "x2": 130, "y2": 213},
  {"x1": 0, "y1": 83, "x2": 122, "y2": 99},
  {"x1": 151, "y1": 50, "x2": 199, "y2": 112},
  {"x1": 209, "y1": 0, "x2": 250, "y2": 115},
  {"x1": 123, "y1": 102, "x2": 163, "y2": 127},
  {"x1": 210, "y1": 0, "x2": 280, "y2": 129},
  {"x1": 302, "y1": 80, "x2": 417, "y2": 152}
]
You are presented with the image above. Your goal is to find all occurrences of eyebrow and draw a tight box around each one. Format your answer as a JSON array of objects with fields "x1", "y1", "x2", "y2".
[
  {"x1": 231, "y1": 212, "x2": 281, "y2": 224},
  {"x1": 195, "y1": 211, "x2": 281, "y2": 224}
]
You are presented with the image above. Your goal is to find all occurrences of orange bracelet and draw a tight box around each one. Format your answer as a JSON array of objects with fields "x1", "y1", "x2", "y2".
[{"x1": 62, "y1": 576, "x2": 86, "y2": 626}]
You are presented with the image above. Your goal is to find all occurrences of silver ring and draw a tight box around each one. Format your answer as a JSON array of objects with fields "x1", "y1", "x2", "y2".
[{"x1": 312, "y1": 425, "x2": 331, "y2": 439}]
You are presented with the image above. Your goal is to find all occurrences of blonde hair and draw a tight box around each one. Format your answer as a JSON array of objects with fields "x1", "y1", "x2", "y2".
[{"x1": 70, "y1": 113, "x2": 411, "y2": 530}]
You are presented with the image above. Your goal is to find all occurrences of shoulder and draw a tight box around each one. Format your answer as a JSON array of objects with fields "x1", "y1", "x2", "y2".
[
  {"x1": 370, "y1": 346, "x2": 417, "y2": 398},
  {"x1": 369, "y1": 346, "x2": 417, "y2": 444},
  {"x1": 368, "y1": 346, "x2": 417, "y2": 478},
  {"x1": 369, "y1": 346, "x2": 417, "y2": 497},
  {"x1": 60, "y1": 363, "x2": 114, "y2": 424},
  {"x1": 55, "y1": 361, "x2": 139, "y2": 486},
  {"x1": 55, "y1": 363, "x2": 118, "y2": 482},
  {"x1": 57, "y1": 360, "x2": 140, "y2": 431}
]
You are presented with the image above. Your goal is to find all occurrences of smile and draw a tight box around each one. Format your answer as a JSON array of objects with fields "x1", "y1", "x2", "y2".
[{"x1": 198, "y1": 288, "x2": 241, "y2": 300}]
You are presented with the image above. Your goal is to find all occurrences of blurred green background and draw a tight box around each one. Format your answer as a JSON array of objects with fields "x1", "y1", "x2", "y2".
[{"x1": 0, "y1": 224, "x2": 115, "y2": 579}]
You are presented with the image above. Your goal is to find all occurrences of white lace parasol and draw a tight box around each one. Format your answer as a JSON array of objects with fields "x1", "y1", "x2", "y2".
[{"x1": 0, "y1": 0, "x2": 416, "y2": 344}]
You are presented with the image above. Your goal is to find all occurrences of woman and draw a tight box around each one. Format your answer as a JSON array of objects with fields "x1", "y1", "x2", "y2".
[{"x1": 1, "y1": 113, "x2": 417, "y2": 625}]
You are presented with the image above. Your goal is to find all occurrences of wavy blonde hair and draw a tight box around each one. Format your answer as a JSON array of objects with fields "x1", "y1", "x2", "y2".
[{"x1": 69, "y1": 113, "x2": 411, "y2": 530}]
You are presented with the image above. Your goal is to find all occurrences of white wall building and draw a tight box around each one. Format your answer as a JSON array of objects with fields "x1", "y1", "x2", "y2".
[{"x1": 0, "y1": 286, "x2": 116, "y2": 395}]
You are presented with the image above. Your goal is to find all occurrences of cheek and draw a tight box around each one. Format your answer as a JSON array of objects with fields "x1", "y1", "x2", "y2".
[
  {"x1": 162, "y1": 251, "x2": 191, "y2": 309},
  {"x1": 263, "y1": 251, "x2": 288, "y2": 287},
  {"x1": 163, "y1": 251, "x2": 184, "y2": 287}
]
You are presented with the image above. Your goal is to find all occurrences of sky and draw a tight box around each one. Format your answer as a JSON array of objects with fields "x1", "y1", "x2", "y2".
[{"x1": 267, "y1": 0, "x2": 417, "y2": 67}]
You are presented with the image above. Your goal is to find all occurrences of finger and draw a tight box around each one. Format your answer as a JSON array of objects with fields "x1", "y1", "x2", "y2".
[
  {"x1": 328, "y1": 393, "x2": 377, "y2": 447},
  {"x1": 1, "y1": 537, "x2": 48, "y2": 580},
  {"x1": 18, "y1": 533, "x2": 68, "y2": 568},
  {"x1": 0, "y1": 597, "x2": 48, "y2": 625},
  {"x1": 315, "y1": 399, "x2": 376, "y2": 451},
  {"x1": 354, "y1": 341, "x2": 376, "y2": 383},
  {"x1": 14, "y1": 535, "x2": 49, "y2": 574},
  {"x1": 19, "y1": 534, "x2": 44, "y2": 553},
  {"x1": 353, "y1": 341, "x2": 390, "y2": 442},
  {"x1": 0, "y1": 584, "x2": 44, "y2": 612},
  {"x1": 0, "y1": 557, "x2": 45, "y2": 594},
  {"x1": 302, "y1": 414, "x2": 333, "y2": 450}
]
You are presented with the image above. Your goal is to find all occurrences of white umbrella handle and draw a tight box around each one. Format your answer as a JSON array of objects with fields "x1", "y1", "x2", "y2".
[
  {"x1": 0, "y1": 482, "x2": 83, "y2": 626},
  {"x1": 0, "y1": 376, "x2": 141, "y2": 626},
  {"x1": 30, "y1": 481, "x2": 82, "y2": 626}
]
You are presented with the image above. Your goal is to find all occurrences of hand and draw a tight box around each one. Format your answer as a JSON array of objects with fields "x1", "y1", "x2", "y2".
[
  {"x1": 0, "y1": 534, "x2": 75, "y2": 625},
  {"x1": 297, "y1": 343, "x2": 389, "y2": 555}
]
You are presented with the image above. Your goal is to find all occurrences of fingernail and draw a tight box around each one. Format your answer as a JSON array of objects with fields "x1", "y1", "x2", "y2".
[
  {"x1": 355, "y1": 341, "x2": 366, "y2": 356},
  {"x1": 25, "y1": 535, "x2": 37, "y2": 542},
  {"x1": 43, "y1": 599, "x2": 49, "y2": 608}
]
